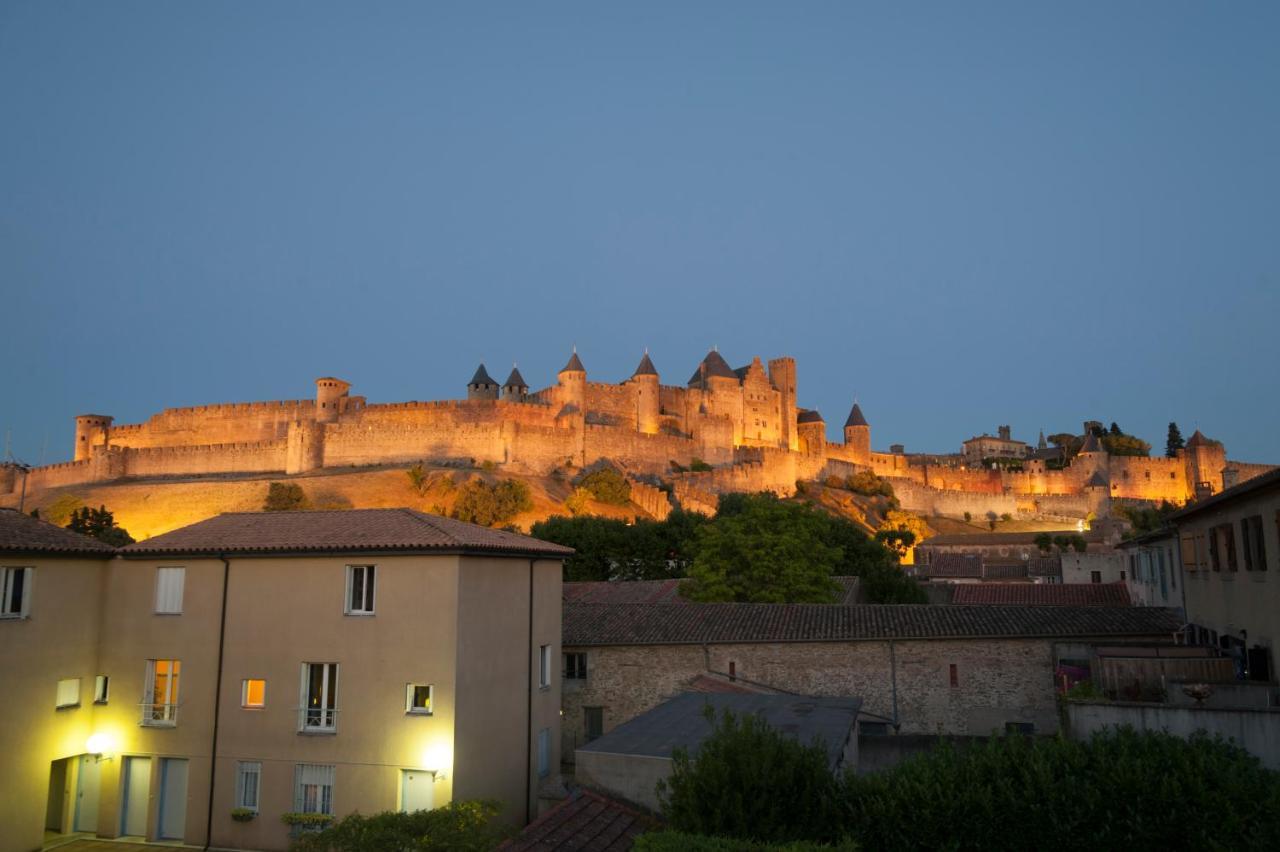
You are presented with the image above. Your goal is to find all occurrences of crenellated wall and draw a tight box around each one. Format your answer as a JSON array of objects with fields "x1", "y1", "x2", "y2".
[{"x1": 105, "y1": 400, "x2": 315, "y2": 449}]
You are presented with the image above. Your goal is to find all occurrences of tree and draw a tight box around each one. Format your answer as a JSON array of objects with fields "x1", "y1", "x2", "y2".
[
  {"x1": 1166, "y1": 422, "x2": 1185, "y2": 458},
  {"x1": 1034, "y1": 532, "x2": 1053, "y2": 553},
  {"x1": 66, "y1": 505, "x2": 135, "y2": 546},
  {"x1": 1109, "y1": 422, "x2": 1123, "y2": 436},
  {"x1": 656, "y1": 707, "x2": 842, "y2": 844},
  {"x1": 576, "y1": 467, "x2": 632, "y2": 505},
  {"x1": 451, "y1": 479, "x2": 533, "y2": 527},
  {"x1": 1101, "y1": 433, "x2": 1151, "y2": 457},
  {"x1": 264, "y1": 482, "x2": 309, "y2": 511},
  {"x1": 684, "y1": 496, "x2": 842, "y2": 603},
  {"x1": 289, "y1": 800, "x2": 509, "y2": 852},
  {"x1": 874, "y1": 529, "x2": 915, "y2": 560},
  {"x1": 530, "y1": 511, "x2": 708, "y2": 582}
]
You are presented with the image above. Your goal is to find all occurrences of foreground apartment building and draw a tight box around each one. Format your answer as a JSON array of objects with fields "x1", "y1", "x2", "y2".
[{"x1": 1, "y1": 508, "x2": 569, "y2": 852}]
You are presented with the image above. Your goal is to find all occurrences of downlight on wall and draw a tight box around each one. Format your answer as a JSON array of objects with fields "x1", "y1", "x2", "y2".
[{"x1": 86, "y1": 731, "x2": 116, "y2": 760}]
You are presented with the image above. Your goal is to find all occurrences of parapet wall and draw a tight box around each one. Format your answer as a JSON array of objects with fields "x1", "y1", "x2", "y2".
[{"x1": 107, "y1": 399, "x2": 314, "y2": 449}]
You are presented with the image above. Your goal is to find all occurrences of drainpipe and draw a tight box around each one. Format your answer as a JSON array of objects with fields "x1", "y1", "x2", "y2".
[
  {"x1": 204, "y1": 556, "x2": 230, "y2": 851},
  {"x1": 525, "y1": 558, "x2": 535, "y2": 825}
]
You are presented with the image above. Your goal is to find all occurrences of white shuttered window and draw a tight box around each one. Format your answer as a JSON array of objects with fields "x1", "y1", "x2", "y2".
[
  {"x1": 235, "y1": 761, "x2": 261, "y2": 811},
  {"x1": 56, "y1": 678, "x2": 81, "y2": 708},
  {"x1": 155, "y1": 567, "x2": 185, "y2": 614},
  {"x1": 294, "y1": 764, "x2": 335, "y2": 814}
]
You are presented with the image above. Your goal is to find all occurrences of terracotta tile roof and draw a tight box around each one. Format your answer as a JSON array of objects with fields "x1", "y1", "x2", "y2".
[
  {"x1": 562, "y1": 577, "x2": 859, "y2": 605},
  {"x1": 918, "y1": 553, "x2": 983, "y2": 577},
  {"x1": 502, "y1": 788, "x2": 657, "y2": 852},
  {"x1": 562, "y1": 602, "x2": 1182, "y2": 646},
  {"x1": 1027, "y1": 556, "x2": 1062, "y2": 577},
  {"x1": 0, "y1": 509, "x2": 117, "y2": 556},
  {"x1": 953, "y1": 583, "x2": 1131, "y2": 607},
  {"x1": 982, "y1": 563, "x2": 1029, "y2": 579},
  {"x1": 921, "y1": 530, "x2": 1103, "y2": 547},
  {"x1": 120, "y1": 509, "x2": 574, "y2": 558}
]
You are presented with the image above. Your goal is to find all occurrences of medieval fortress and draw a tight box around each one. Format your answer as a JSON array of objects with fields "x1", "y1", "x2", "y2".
[{"x1": 2, "y1": 349, "x2": 1273, "y2": 520}]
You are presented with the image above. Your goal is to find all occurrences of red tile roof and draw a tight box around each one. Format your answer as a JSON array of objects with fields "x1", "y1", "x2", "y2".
[
  {"x1": 952, "y1": 583, "x2": 1130, "y2": 607},
  {"x1": 563, "y1": 577, "x2": 859, "y2": 605},
  {"x1": 563, "y1": 602, "x2": 1181, "y2": 646},
  {"x1": 0, "y1": 509, "x2": 117, "y2": 556},
  {"x1": 502, "y1": 788, "x2": 657, "y2": 851},
  {"x1": 120, "y1": 509, "x2": 574, "y2": 558}
]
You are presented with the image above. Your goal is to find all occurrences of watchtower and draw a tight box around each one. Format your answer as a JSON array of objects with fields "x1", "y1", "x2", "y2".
[
  {"x1": 631, "y1": 351, "x2": 660, "y2": 435},
  {"x1": 74, "y1": 414, "x2": 113, "y2": 462},
  {"x1": 467, "y1": 364, "x2": 500, "y2": 401},
  {"x1": 315, "y1": 377, "x2": 351, "y2": 423}
]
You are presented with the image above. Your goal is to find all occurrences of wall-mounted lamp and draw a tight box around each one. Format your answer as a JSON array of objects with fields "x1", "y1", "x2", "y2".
[{"x1": 86, "y1": 732, "x2": 115, "y2": 761}]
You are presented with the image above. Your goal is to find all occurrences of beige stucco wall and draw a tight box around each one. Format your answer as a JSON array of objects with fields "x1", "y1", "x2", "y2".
[{"x1": 0, "y1": 555, "x2": 106, "y2": 852}]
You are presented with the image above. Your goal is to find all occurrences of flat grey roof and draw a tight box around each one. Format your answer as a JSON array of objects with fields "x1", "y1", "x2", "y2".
[{"x1": 577, "y1": 692, "x2": 861, "y2": 769}]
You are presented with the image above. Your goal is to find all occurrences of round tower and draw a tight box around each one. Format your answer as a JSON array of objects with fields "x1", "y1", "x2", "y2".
[
  {"x1": 74, "y1": 414, "x2": 113, "y2": 462},
  {"x1": 467, "y1": 364, "x2": 500, "y2": 401},
  {"x1": 557, "y1": 349, "x2": 586, "y2": 413},
  {"x1": 315, "y1": 377, "x2": 351, "y2": 423},
  {"x1": 1185, "y1": 429, "x2": 1226, "y2": 496},
  {"x1": 1074, "y1": 430, "x2": 1108, "y2": 486},
  {"x1": 843, "y1": 402, "x2": 870, "y2": 466},
  {"x1": 631, "y1": 351, "x2": 660, "y2": 435}
]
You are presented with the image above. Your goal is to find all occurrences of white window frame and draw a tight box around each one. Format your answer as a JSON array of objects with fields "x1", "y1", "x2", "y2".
[
  {"x1": 154, "y1": 566, "x2": 185, "y2": 615},
  {"x1": 94, "y1": 675, "x2": 110, "y2": 704},
  {"x1": 299, "y1": 663, "x2": 339, "y2": 733},
  {"x1": 56, "y1": 678, "x2": 81, "y2": 709},
  {"x1": 235, "y1": 761, "x2": 262, "y2": 812},
  {"x1": 538, "y1": 644, "x2": 551, "y2": 688},
  {"x1": 344, "y1": 565, "x2": 376, "y2": 615},
  {"x1": 242, "y1": 678, "x2": 267, "y2": 709},
  {"x1": 294, "y1": 763, "x2": 335, "y2": 815},
  {"x1": 1, "y1": 566, "x2": 33, "y2": 619},
  {"x1": 143, "y1": 659, "x2": 180, "y2": 726},
  {"x1": 405, "y1": 683, "x2": 433, "y2": 716}
]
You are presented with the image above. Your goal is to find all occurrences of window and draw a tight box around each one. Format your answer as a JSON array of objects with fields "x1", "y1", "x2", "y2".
[
  {"x1": 1090, "y1": 571, "x2": 1102, "y2": 584},
  {"x1": 235, "y1": 762, "x2": 261, "y2": 812},
  {"x1": 539, "y1": 645, "x2": 550, "y2": 688},
  {"x1": 1217, "y1": 523, "x2": 1238, "y2": 572},
  {"x1": 563, "y1": 652, "x2": 587, "y2": 680},
  {"x1": 537, "y1": 728, "x2": 551, "y2": 778},
  {"x1": 94, "y1": 675, "x2": 110, "y2": 704},
  {"x1": 300, "y1": 663, "x2": 338, "y2": 732},
  {"x1": 56, "y1": 678, "x2": 81, "y2": 709},
  {"x1": 242, "y1": 678, "x2": 266, "y2": 709},
  {"x1": 405, "y1": 683, "x2": 433, "y2": 715},
  {"x1": 860, "y1": 721, "x2": 889, "y2": 736},
  {"x1": 155, "y1": 567, "x2": 185, "y2": 614},
  {"x1": 143, "y1": 659, "x2": 180, "y2": 725},
  {"x1": 949, "y1": 663, "x2": 958, "y2": 688},
  {"x1": 345, "y1": 565, "x2": 375, "y2": 615},
  {"x1": 1209, "y1": 526, "x2": 1221, "y2": 571},
  {"x1": 1241, "y1": 515, "x2": 1267, "y2": 572},
  {"x1": 1180, "y1": 534, "x2": 1197, "y2": 572},
  {"x1": 293, "y1": 764, "x2": 334, "y2": 815},
  {"x1": 584, "y1": 706, "x2": 604, "y2": 742},
  {"x1": 1120, "y1": 570, "x2": 1127, "y2": 581},
  {"x1": 1, "y1": 566, "x2": 32, "y2": 618}
]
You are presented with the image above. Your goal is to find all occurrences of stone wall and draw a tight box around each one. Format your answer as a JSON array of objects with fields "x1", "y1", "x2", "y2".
[{"x1": 105, "y1": 400, "x2": 314, "y2": 449}]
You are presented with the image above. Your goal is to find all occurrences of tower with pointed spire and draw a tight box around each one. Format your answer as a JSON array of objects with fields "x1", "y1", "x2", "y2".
[
  {"x1": 467, "y1": 364, "x2": 499, "y2": 401},
  {"x1": 557, "y1": 348, "x2": 587, "y2": 413},
  {"x1": 843, "y1": 401, "x2": 871, "y2": 465},
  {"x1": 502, "y1": 366, "x2": 528, "y2": 402},
  {"x1": 630, "y1": 351, "x2": 660, "y2": 435}
]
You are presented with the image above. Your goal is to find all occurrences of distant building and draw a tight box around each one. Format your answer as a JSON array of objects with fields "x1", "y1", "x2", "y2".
[
  {"x1": 962, "y1": 425, "x2": 1030, "y2": 464},
  {"x1": 1117, "y1": 528, "x2": 1185, "y2": 611}
]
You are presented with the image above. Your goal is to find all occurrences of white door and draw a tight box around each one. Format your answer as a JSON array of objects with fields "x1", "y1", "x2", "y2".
[
  {"x1": 75, "y1": 755, "x2": 101, "y2": 832},
  {"x1": 157, "y1": 758, "x2": 188, "y2": 840},
  {"x1": 121, "y1": 757, "x2": 151, "y2": 837},
  {"x1": 401, "y1": 769, "x2": 434, "y2": 812}
]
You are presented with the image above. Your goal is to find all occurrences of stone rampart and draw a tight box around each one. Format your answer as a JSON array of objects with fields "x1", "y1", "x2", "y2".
[
  {"x1": 123, "y1": 440, "x2": 287, "y2": 478},
  {"x1": 627, "y1": 479, "x2": 673, "y2": 521}
]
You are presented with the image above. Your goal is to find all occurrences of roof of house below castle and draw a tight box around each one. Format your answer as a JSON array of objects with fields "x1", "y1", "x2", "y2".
[{"x1": 0, "y1": 509, "x2": 118, "y2": 556}]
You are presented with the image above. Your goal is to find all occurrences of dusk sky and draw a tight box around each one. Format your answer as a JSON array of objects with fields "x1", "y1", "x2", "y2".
[{"x1": 2, "y1": 2, "x2": 1277, "y2": 464}]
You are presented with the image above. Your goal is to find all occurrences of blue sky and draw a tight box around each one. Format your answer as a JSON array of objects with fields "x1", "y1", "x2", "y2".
[{"x1": 2, "y1": 2, "x2": 1277, "y2": 464}]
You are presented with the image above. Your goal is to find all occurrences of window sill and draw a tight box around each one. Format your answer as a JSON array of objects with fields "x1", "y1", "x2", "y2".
[
  {"x1": 241, "y1": 706, "x2": 266, "y2": 711},
  {"x1": 55, "y1": 703, "x2": 81, "y2": 711},
  {"x1": 140, "y1": 721, "x2": 177, "y2": 728},
  {"x1": 298, "y1": 729, "x2": 338, "y2": 736},
  {"x1": 0, "y1": 614, "x2": 29, "y2": 621},
  {"x1": 406, "y1": 710, "x2": 434, "y2": 717},
  {"x1": 343, "y1": 612, "x2": 376, "y2": 617}
]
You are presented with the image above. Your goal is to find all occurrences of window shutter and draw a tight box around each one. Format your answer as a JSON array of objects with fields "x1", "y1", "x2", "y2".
[
  {"x1": 155, "y1": 567, "x2": 185, "y2": 614},
  {"x1": 295, "y1": 764, "x2": 335, "y2": 813},
  {"x1": 56, "y1": 678, "x2": 81, "y2": 708}
]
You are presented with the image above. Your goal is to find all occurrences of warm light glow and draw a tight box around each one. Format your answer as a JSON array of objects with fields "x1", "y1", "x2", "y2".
[
  {"x1": 243, "y1": 678, "x2": 266, "y2": 708},
  {"x1": 421, "y1": 742, "x2": 453, "y2": 779},
  {"x1": 86, "y1": 732, "x2": 115, "y2": 756}
]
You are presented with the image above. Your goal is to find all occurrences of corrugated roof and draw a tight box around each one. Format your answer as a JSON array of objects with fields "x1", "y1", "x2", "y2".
[
  {"x1": 687, "y1": 350, "x2": 738, "y2": 384},
  {"x1": 844, "y1": 403, "x2": 868, "y2": 428},
  {"x1": 953, "y1": 583, "x2": 1130, "y2": 607},
  {"x1": 501, "y1": 788, "x2": 657, "y2": 852},
  {"x1": 469, "y1": 364, "x2": 497, "y2": 386},
  {"x1": 120, "y1": 508, "x2": 574, "y2": 558},
  {"x1": 0, "y1": 509, "x2": 117, "y2": 556},
  {"x1": 563, "y1": 602, "x2": 1181, "y2": 646}
]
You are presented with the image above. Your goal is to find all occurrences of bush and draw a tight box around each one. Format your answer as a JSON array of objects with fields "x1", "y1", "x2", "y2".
[
  {"x1": 406, "y1": 463, "x2": 430, "y2": 496},
  {"x1": 1034, "y1": 532, "x2": 1053, "y2": 553},
  {"x1": 845, "y1": 471, "x2": 892, "y2": 498},
  {"x1": 690, "y1": 457, "x2": 713, "y2": 473},
  {"x1": 288, "y1": 801, "x2": 508, "y2": 852},
  {"x1": 66, "y1": 505, "x2": 135, "y2": 546},
  {"x1": 451, "y1": 479, "x2": 533, "y2": 527},
  {"x1": 963, "y1": 511, "x2": 972, "y2": 523},
  {"x1": 999, "y1": 512, "x2": 1012, "y2": 522},
  {"x1": 636, "y1": 833, "x2": 856, "y2": 852},
  {"x1": 577, "y1": 467, "x2": 632, "y2": 505},
  {"x1": 657, "y1": 707, "x2": 843, "y2": 844},
  {"x1": 264, "y1": 482, "x2": 310, "y2": 512},
  {"x1": 531, "y1": 511, "x2": 708, "y2": 581},
  {"x1": 842, "y1": 729, "x2": 1280, "y2": 851}
]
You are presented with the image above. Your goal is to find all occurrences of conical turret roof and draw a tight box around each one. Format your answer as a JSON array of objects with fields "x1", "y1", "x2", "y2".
[
  {"x1": 504, "y1": 367, "x2": 528, "y2": 389},
  {"x1": 1186, "y1": 429, "x2": 1212, "y2": 448},
  {"x1": 844, "y1": 403, "x2": 868, "y2": 428},
  {"x1": 469, "y1": 364, "x2": 497, "y2": 387},
  {"x1": 797, "y1": 409, "x2": 825, "y2": 424},
  {"x1": 688, "y1": 349, "x2": 739, "y2": 385},
  {"x1": 1079, "y1": 432, "x2": 1103, "y2": 453},
  {"x1": 1085, "y1": 470, "x2": 1109, "y2": 489},
  {"x1": 560, "y1": 350, "x2": 586, "y2": 374},
  {"x1": 632, "y1": 352, "x2": 658, "y2": 377}
]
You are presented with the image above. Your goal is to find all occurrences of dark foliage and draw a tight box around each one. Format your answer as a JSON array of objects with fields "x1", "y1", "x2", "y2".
[
  {"x1": 66, "y1": 505, "x2": 135, "y2": 546},
  {"x1": 264, "y1": 482, "x2": 310, "y2": 512},
  {"x1": 288, "y1": 800, "x2": 509, "y2": 852}
]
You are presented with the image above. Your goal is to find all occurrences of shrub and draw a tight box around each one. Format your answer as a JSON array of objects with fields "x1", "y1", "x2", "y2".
[
  {"x1": 451, "y1": 479, "x2": 533, "y2": 527},
  {"x1": 999, "y1": 512, "x2": 1012, "y2": 522},
  {"x1": 406, "y1": 463, "x2": 429, "y2": 496},
  {"x1": 824, "y1": 475, "x2": 846, "y2": 490},
  {"x1": 657, "y1": 707, "x2": 843, "y2": 844},
  {"x1": 287, "y1": 801, "x2": 508, "y2": 852},
  {"x1": 565, "y1": 487, "x2": 591, "y2": 516},
  {"x1": 845, "y1": 471, "x2": 892, "y2": 498},
  {"x1": 963, "y1": 511, "x2": 972, "y2": 523},
  {"x1": 230, "y1": 807, "x2": 255, "y2": 822},
  {"x1": 531, "y1": 512, "x2": 708, "y2": 582},
  {"x1": 66, "y1": 505, "x2": 135, "y2": 546},
  {"x1": 690, "y1": 457, "x2": 713, "y2": 473},
  {"x1": 1034, "y1": 532, "x2": 1053, "y2": 553},
  {"x1": 264, "y1": 482, "x2": 310, "y2": 512},
  {"x1": 578, "y1": 467, "x2": 632, "y2": 505}
]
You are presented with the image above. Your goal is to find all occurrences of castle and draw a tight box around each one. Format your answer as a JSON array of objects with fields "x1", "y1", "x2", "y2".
[{"x1": 2, "y1": 349, "x2": 1274, "y2": 520}]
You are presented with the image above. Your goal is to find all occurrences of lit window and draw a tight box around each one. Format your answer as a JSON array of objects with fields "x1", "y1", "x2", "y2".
[
  {"x1": 236, "y1": 762, "x2": 261, "y2": 812},
  {"x1": 539, "y1": 645, "x2": 551, "y2": 688},
  {"x1": 155, "y1": 567, "x2": 185, "y2": 614},
  {"x1": 405, "y1": 683, "x2": 433, "y2": 715},
  {"x1": 345, "y1": 565, "x2": 376, "y2": 615},
  {"x1": 94, "y1": 675, "x2": 109, "y2": 704},
  {"x1": 242, "y1": 679, "x2": 266, "y2": 709},
  {"x1": 143, "y1": 659, "x2": 181, "y2": 725},
  {"x1": 56, "y1": 678, "x2": 81, "y2": 709},
  {"x1": 1, "y1": 566, "x2": 32, "y2": 618}
]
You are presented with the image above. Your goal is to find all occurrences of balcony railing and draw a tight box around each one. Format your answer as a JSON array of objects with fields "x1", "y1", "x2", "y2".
[
  {"x1": 297, "y1": 706, "x2": 339, "y2": 733},
  {"x1": 140, "y1": 702, "x2": 178, "y2": 726}
]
